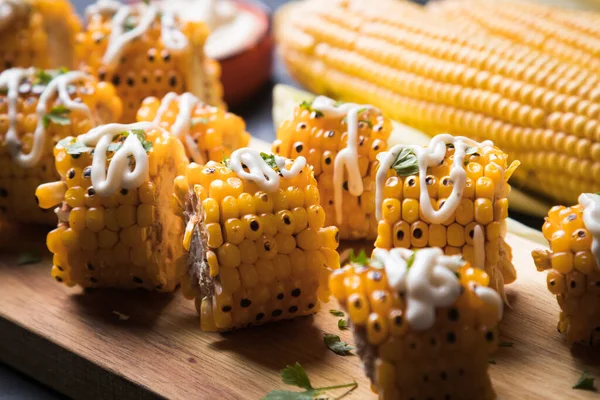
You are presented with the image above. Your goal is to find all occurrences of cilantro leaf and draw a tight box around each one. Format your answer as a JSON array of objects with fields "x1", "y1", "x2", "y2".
[
  {"x1": 406, "y1": 252, "x2": 416, "y2": 269},
  {"x1": 65, "y1": 142, "x2": 94, "y2": 156},
  {"x1": 43, "y1": 106, "x2": 71, "y2": 128},
  {"x1": 34, "y1": 70, "x2": 54, "y2": 85},
  {"x1": 573, "y1": 371, "x2": 596, "y2": 391},
  {"x1": 260, "y1": 152, "x2": 279, "y2": 170},
  {"x1": 191, "y1": 117, "x2": 209, "y2": 126},
  {"x1": 329, "y1": 309, "x2": 344, "y2": 317},
  {"x1": 465, "y1": 146, "x2": 480, "y2": 157},
  {"x1": 17, "y1": 250, "x2": 41, "y2": 265},
  {"x1": 123, "y1": 15, "x2": 137, "y2": 31},
  {"x1": 348, "y1": 249, "x2": 369, "y2": 266},
  {"x1": 58, "y1": 137, "x2": 75, "y2": 148},
  {"x1": 281, "y1": 363, "x2": 313, "y2": 390},
  {"x1": 262, "y1": 390, "x2": 318, "y2": 400},
  {"x1": 499, "y1": 341, "x2": 514, "y2": 347},
  {"x1": 390, "y1": 148, "x2": 419, "y2": 177},
  {"x1": 324, "y1": 333, "x2": 353, "y2": 356},
  {"x1": 299, "y1": 100, "x2": 323, "y2": 117},
  {"x1": 338, "y1": 319, "x2": 349, "y2": 330}
]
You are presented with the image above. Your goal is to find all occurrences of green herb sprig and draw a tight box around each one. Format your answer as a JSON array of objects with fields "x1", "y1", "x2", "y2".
[
  {"x1": 43, "y1": 105, "x2": 71, "y2": 128},
  {"x1": 262, "y1": 362, "x2": 357, "y2": 400},
  {"x1": 348, "y1": 249, "x2": 369, "y2": 266},
  {"x1": 329, "y1": 309, "x2": 344, "y2": 317},
  {"x1": 299, "y1": 100, "x2": 323, "y2": 118},
  {"x1": 324, "y1": 333, "x2": 353, "y2": 356},
  {"x1": 573, "y1": 371, "x2": 596, "y2": 391},
  {"x1": 390, "y1": 148, "x2": 419, "y2": 177}
]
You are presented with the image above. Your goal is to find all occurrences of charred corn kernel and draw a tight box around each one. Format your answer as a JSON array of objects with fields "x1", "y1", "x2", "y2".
[
  {"x1": 375, "y1": 135, "x2": 516, "y2": 299},
  {"x1": 275, "y1": 97, "x2": 392, "y2": 240},
  {"x1": 533, "y1": 193, "x2": 600, "y2": 346},
  {"x1": 8, "y1": 68, "x2": 121, "y2": 229},
  {"x1": 79, "y1": 2, "x2": 223, "y2": 122},
  {"x1": 277, "y1": 0, "x2": 600, "y2": 205},
  {"x1": 174, "y1": 154, "x2": 339, "y2": 331},
  {"x1": 333, "y1": 249, "x2": 502, "y2": 399},
  {"x1": 39, "y1": 124, "x2": 188, "y2": 291},
  {"x1": 0, "y1": 1, "x2": 80, "y2": 73}
]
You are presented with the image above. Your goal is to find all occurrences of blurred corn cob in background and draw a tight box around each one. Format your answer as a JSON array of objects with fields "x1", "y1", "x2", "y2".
[
  {"x1": 330, "y1": 247, "x2": 503, "y2": 400},
  {"x1": 36, "y1": 122, "x2": 189, "y2": 290},
  {"x1": 0, "y1": 0, "x2": 81, "y2": 73},
  {"x1": 137, "y1": 92, "x2": 250, "y2": 163},
  {"x1": 172, "y1": 149, "x2": 340, "y2": 331},
  {"x1": 0, "y1": 68, "x2": 121, "y2": 227},
  {"x1": 273, "y1": 96, "x2": 393, "y2": 240},
  {"x1": 276, "y1": 0, "x2": 600, "y2": 206},
  {"x1": 374, "y1": 134, "x2": 519, "y2": 300},
  {"x1": 533, "y1": 193, "x2": 600, "y2": 346},
  {"x1": 78, "y1": 0, "x2": 224, "y2": 122}
]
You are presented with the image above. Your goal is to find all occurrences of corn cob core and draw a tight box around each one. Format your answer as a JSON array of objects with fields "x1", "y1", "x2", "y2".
[
  {"x1": 0, "y1": 68, "x2": 121, "y2": 226},
  {"x1": 136, "y1": 92, "x2": 250, "y2": 163},
  {"x1": 77, "y1": 1, "x2": 224, "y2": 123},
  {"x1": 276, "y1": 0, "x2": 600, "y2": 205},
  {"x1": 533, "y1": 193, "x2": 600, "y2": 346},
  {"x1": 374, "y1": 134, "x2": 518, "y2": 301},
  {"x1": 330, "y1": 248, "x2": 502, "y2": 400},
  {"x1": 37, "y1": 123, "x2": 189, "y2": 290},
  {"x1": 173, "y1": 150, "x2": 340, "y2": 331},
  {"x1": 0, "y1": 0, "x2": 80, "y2": 73},
  {"x1": 274, "y1": 96, "x2": 392, "y2": 240}
]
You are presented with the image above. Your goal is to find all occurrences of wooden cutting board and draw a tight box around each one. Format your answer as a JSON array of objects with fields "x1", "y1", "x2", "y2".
[{"x1": 1, "y1": 229, "x2": 600, "y2": 399}]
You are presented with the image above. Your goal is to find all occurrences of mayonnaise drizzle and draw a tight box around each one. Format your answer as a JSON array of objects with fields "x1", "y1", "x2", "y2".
[
  {"x1": 153, "y1": 92, "x2": 204, "y2": 164},
  {"x1": 473, "y1": 224, "x2": 486, "y2": 270},
  {"x1": 311, "y1": 96, "x2": 373, "y2": 225},
  {"x1": 77, "y1": 122, "x2": 162, "y2": 196},
  {"x1": 0, "y1": 68, "x2": 94, "y2": 168},
  {"x1": 373, "y1": 247, "x2": 503, "y2": 330},
  {"x1": 376, "y1": 134, "x2": 495, "y2": 224},
  {"x1": 85, "y1": 0, "x2": 122, "y2": 19},
  {"x1": 373, "y1": 247, "x2": 463, "y2": 331},
  {"x1": 102, "y1": 3, "x2": 188, "y2": 68},
  {"x1": 579, "y1": 193, "x2": 600, "y2": 265},
  {"x1": 228, "y1": 148, "x2": 306, "y2": 193},
  {"x1": 0, "y1": 0, "x2": 27, "y2": 32}
]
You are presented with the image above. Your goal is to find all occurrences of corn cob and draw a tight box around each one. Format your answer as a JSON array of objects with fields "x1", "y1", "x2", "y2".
[
  {"x1": 77, "y1": 1, "x2": 224, "y2": 123},
  {"x1": 533, "y1": 193, "x2": 600, "y2": 346},
  {"x1": 172, "y1": 149, "x2": 340, "y2": 331},
  {"x1": 0, "y1": 0, "x2": 81, "y2": 73},
  {"x1": 273, "y1": 96, "x2": 393, "y2": 240},
  {"x1": 374, "y1": 134, "x2": 519, "y2": 301},
  {"x1": 330, "y1": 247, "x2": 503, "y2": 400},
  {"x1": 136, "y1": 92, "x2": 250, "y2": 163},
  {"x1": 36, "y1": 122, "x2": 189, "y2": 290},
  {"x1": 0, "y1": 68, "x2": 121, "y2": 226},
  {"x1": 276, "y1": 0, "x2": 600, "y2": 206}
]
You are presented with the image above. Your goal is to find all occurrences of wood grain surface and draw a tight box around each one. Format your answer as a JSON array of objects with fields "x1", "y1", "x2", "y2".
[{"x1": 1, "y1": 231, "x2": 600, "y2": 400}]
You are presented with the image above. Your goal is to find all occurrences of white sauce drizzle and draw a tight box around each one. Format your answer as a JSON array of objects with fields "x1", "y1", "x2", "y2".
[
  {"x1": 579, "y1": 193, "x2": 600, "y2": 265},
  {"x1": 228, "y1": 148, "x2": 306, "y2": 193},
  {"x1": 0, "y1": 68, "x2": 94, "y2": 168},
  {"x1": 373, "y1": 247, "x2": 503, "y2": 330},
  {"x1": 85, "y1": 0, "x2": 122, "y2": 19},
  {"x1": 102, "y1": 3, "x2": 188, "y2": 68},
  {"x1": 0, "y1": 0, "x2": 27, "y2": 32},
  {"x1": 376, "y1": 134, "x2": 495, "y2": 224},
  {"x1": 473, "y1": 224, "x2": 486, "y2": 270},
  {"x1": 373, "y1": 247, "x2": 463, "y2": 331},
  {"x1": 153, "y1": 92, "x2": 204, "y2": 164},
  {"x1": 77, "y1": 122, "x2": 162, "y2": 196},
  {"x1": 311, "y1": 96, "x2": 373, "y2": 225}
]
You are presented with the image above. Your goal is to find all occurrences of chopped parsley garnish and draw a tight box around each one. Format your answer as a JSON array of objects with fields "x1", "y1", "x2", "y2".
[
  {"x1": 323, "y1": 333, "x2": 354, "y2": 356},
  {"x1": 406, "y1": 252, "x2": 416, "y2": 269},
  {"x1": 123, "y1": 15, "x2": 137, "y2": 31},
  {"x1": 17, "y1": 250, "x2": 41, "y2": 265},
  {"x1": 260, "y1": 152, "x2": 279, "y2": 170},
  {"x1": 262, "y1": 362, "x2": 357, "y2": 400},
  {"x1": 65, "y1": 142, "x2": 94, "y2": 156},
  {"x1": 329, "y1": 309, "x2": 344, "y2": 317},
  {"x1": 43, "y1": 105, "x2": 71, "y2": 128},
  {"x1": 338, "y1": 319, "x2": 349, "y2": 330},
  {"x1": 108, "y1": 129, "x2": 153, "y2": 154},
  {"x1": 299, "y1": 100, "x2": 323, "y2": 118},
  {"x1": 348, "y1": 249, "x2": 369, "y2": 266},
  {"x1": 34, "y1": 70, "x2": 54, "y2": 86},
  {"x1": 573, "y1": 371, "x2": 596, "y2": 391},
  {"x1": 465, "y1": 146, "x2": 480, "y2": 157},
  {"x1": 390, "y1": 148, "x2": 419, "y2": 177}
]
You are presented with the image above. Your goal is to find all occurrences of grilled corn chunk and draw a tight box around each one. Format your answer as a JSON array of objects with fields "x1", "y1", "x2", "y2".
[
  {"x1": 330, "y1": 248, "x2": 502, "y2": 400},
  {"x1": 0, "y1": 68, "x2": 121, "y2": 226},
  {"x1": 533, "y1": 193, "x2": 600, "y2": 346},
  {"x1": 137, "y1": 92, "x2": 250, "y2": 163},
  {"x1": 172, "y1": 149, "x2": 340, "y2": 331},
  {"x1": 36, "y1": 122, "x2": 189, "y2": 290},
  {"x1": 77, "y1": 1, "x2": 224, "y2": 122},
  {"x1": 374, "y1": 134, "x2": 519, "y2": 300},
  {"x1": 274, "y1": 96, "x2": 393, "y2": 240},
  {"x1": 0, "y1": 0, "x2": 80, "y2": 72}
]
